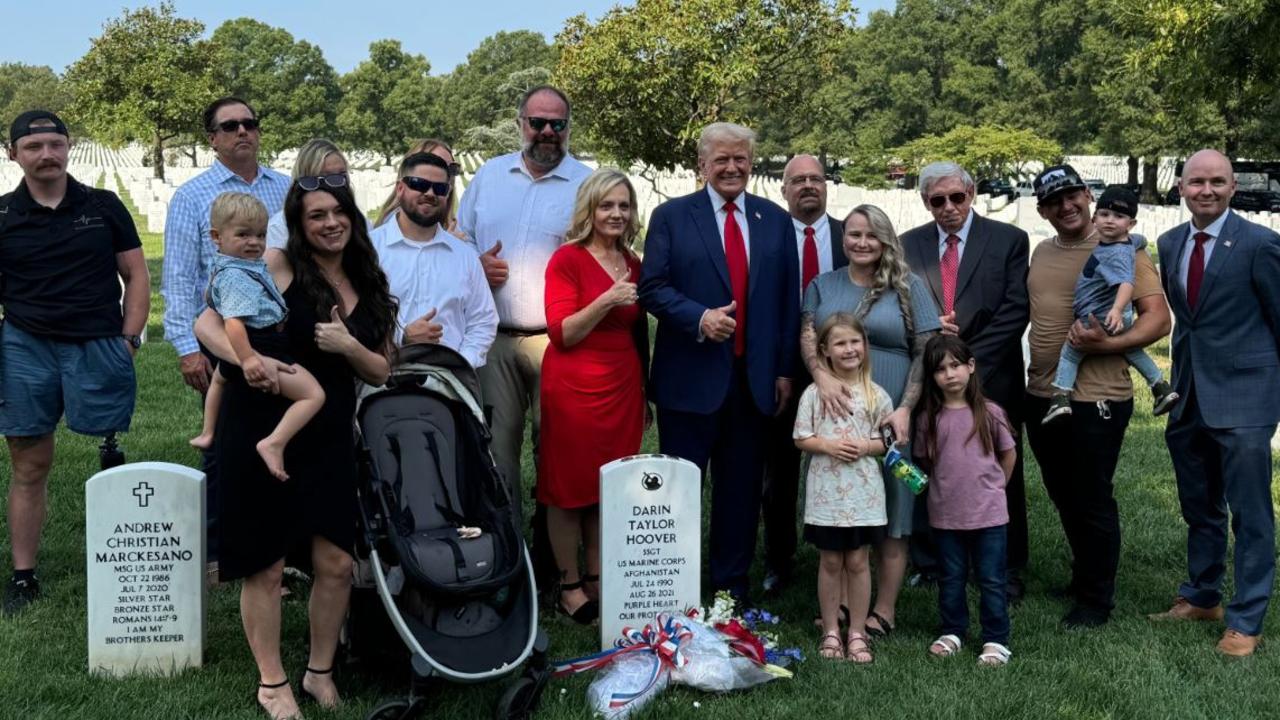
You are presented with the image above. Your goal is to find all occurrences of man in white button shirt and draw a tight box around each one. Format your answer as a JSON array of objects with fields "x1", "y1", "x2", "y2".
[
  {"x1": 371, "y1": 152, "x2": 496, "y2": 367},
  {"x1": 457, "y1": 85, "x2": 591, "y2": 588}
]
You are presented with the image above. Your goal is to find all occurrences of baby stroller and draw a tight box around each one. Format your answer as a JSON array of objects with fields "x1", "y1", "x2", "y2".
[{"x1": 351, "y1": 344, "x2": 550, "y2": 720}]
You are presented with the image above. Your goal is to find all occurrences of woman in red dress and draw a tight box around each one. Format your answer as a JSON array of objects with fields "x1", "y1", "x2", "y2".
[{"x1": 539, "y1": 168, "x2": 648, "y2": 623}]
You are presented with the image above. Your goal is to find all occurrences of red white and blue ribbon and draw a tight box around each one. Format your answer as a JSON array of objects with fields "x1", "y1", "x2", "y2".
[{"x1": 552, "y1": 614, "x2": 694, "y2": 710}]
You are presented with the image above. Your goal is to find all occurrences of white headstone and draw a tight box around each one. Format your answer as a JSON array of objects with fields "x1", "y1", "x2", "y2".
[
  {"x1": 599, "y1": 454, "x2": 701, "y2": 649},
  {"x1": 86, "y1": 462, "x2": 205, "y2": 676}
]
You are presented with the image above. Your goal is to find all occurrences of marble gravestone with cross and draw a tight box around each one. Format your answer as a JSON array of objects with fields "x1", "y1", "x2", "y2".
[
  {"x1": 85, "y1": 462, "x2": 205, "y2": 676},
  {"x1": 599, "y1": 454, "x2": 701, "y2": 649}
]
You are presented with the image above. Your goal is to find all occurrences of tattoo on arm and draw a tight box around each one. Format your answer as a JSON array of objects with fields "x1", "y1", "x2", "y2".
[
  {"x1": 899, "y1": 330, "x2": 936, "y2": 409},
  {"x1": 800, "y1": 313, "x2": 822, "y2": 376}
]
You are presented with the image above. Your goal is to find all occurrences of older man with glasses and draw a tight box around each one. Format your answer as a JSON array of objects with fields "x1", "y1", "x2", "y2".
[
  {"x1": 161, "y1": 96, "x2": 290, "y2": 570},
  {"x1": 899, "y1": 162, "x2": 1030, "y2": 602},
  {"x1": 456, "y1": 85, "x2": 592, "y2": 592}
]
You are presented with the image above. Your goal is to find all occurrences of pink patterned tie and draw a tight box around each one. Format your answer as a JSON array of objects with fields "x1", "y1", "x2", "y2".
[{"x1": 940, "y1": 234, "x2": 960, "y2": 314}]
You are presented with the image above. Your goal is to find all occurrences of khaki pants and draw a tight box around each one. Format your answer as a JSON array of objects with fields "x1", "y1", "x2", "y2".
[{"x1": 477, "y1": 332, "x2": 550, "y2": 501}]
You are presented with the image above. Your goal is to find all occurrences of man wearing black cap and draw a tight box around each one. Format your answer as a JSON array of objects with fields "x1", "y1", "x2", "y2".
[
  {"x1": 0, "y1": 110, "x2": 149, "y2": 616},
  {"x1": 1023, "y1": 165, "x2": 1170, "y2": 629}
]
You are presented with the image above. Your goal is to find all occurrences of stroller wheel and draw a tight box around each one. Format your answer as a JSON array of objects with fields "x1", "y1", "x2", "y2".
[
  {"x1": 366, "y1": 699, "x2": 415, "y2": 720},
  {"x1": 493, "y1": 676, "x2": 543, "y2": 720}
]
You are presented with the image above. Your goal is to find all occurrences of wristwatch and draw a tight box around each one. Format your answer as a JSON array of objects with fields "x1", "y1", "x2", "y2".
[{"x1": 123, "y1": 334, "x2": 143, "y2": 349}]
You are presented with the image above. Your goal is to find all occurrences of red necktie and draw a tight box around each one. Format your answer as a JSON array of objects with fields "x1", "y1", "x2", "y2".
[
  {"x1": 723, "y1": 200, "x2": 749, "y2": 356},
  {"x1": 940, "y1": 234, "x2": 960, "y2": 314},
  {"x1": 801, "y1": 226, "x2": 819, "y2": 293},
  {"x1": 1187, "y1": 231, "x2": 1209, "y2": 310}
]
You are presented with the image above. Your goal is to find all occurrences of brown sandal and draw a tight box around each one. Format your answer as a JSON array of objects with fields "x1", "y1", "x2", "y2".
[
  {"x1": 845, "y1": 631, "x2": 874, "y2": 664},
  {"x1": 818, "y1": 631, "x2": 843, "y2": 659}
]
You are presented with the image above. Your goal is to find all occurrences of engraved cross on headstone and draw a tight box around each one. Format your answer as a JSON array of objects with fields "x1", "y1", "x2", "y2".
[{"x1": 131, "y1": 481, "x2": 155, "y2": 508}]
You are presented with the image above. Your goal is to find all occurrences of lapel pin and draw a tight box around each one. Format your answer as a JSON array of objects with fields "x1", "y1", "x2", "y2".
[
  {"x1": 1224, "y1": 240, "x2": 1233, "y2": 247},
  {"x1": 754, "y1": 211, "x2": 761, "y2": 220}
]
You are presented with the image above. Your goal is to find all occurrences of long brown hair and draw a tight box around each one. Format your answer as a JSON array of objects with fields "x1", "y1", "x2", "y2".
[{"x1": 915, "y1": 334, "x2": 1005, "y2": 462}]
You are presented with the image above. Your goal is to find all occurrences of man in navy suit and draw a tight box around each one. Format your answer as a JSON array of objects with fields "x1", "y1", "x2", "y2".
[
  {"x1": 761, "y1": 154, "x2": 846, "y2": 595},
  {"x1": 640, "y1": 122, "x2": 799, "y2": 601},
  {"x1": 1150, "y1": 149, "x2": 1280, "y2": 656},
  {"x1": 900, "y1": 161, "x2": 1029, "y2": 601}
]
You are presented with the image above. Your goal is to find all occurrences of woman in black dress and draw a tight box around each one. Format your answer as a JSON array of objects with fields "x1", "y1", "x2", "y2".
[{"x1": 197, "y1": 179, "x2": 396, "y2": 720}]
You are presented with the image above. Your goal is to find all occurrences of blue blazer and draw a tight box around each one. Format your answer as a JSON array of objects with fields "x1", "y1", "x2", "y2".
[
  {"x1": 1157, "y1": 210, "x2": 1280, "y2": 428},
  {"x1": 640, "y1": 189, "x2": 799, "y2": 416}
]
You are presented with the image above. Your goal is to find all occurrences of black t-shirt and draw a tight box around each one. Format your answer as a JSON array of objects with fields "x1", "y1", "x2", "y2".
[{"x1": 0, "y1": 176, "x2": 142, "y2": 339}]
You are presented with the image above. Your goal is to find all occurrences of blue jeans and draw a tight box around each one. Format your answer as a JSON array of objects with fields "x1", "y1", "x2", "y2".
[
  {"x1": 1053, "y1": 307, "x2": 1163, "y2": 392},
  {"x1": 936, "y1": 525, "x2": 1010, "y2": 645}
]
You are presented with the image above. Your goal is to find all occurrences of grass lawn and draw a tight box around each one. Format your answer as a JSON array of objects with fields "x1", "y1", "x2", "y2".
[{"x1": 2, "y1": 189, "x2": 1279, "y2": 720}]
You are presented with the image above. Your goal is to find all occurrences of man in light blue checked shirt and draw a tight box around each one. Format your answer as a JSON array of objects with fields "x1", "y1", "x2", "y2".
[
  {"x1": 160, "y1": 96, "x2": 288, "y2": 569},
  {"x1": 161, "y1": 96, "x2": 288, "y2": 393}
]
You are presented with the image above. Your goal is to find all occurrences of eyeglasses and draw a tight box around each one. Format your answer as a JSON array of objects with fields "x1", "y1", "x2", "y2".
[
  {"x1": 296, "y1": 173, "x2": 348, "y2": 191},
  {"x1": 928, "y1": 192, "x2": 968, "y2": 209},
  {"x1": 523, "y1": 116, "x2": 568, "y2": 133},
  {"x1": 786, "y1": 174, "x2": 826, "y2": 187},
  {"x1": 401, "y1": 175, "x2": 451, "y2": 196},
  {"x1": 214, "y1": 118, "x2": 260, "y2": 133}
]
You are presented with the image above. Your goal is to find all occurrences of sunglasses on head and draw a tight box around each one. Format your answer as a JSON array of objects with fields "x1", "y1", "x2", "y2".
[
  {"x1": 928, "y1": 191, "x2": 968, "y2": 209},
  {"x1": 296, "y1": 173, "x2": 348, "y2": 192},
  {"x1": 524, "y1": 116, "x2": 568, "y2": 133},
  {"x1": 401, "y1": 175, "x2": 452, "y2": 196},
  {"x1": 447, "y1": 162, "x2": 461, "y2": 177},
  {"x1": 215, "y1": 118, "x2": 259, "y2": 133}
]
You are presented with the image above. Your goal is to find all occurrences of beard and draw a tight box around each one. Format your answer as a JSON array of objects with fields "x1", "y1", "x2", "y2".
[
  {"x1": 403, "y1": 201, "x2": 446, "y2": 230},
  {"x1": 523, "y1": 136, "x2": 565, "y2": 169}
]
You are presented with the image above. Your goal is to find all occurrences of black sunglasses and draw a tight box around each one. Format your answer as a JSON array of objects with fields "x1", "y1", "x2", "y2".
[
  {"x1": 215, "y1": 118, "x2": 260, "y2": 133},
  {"x1": 296, "y1": 173, "x2": 348, "y2": 191},
  {"x1": 401, "y1": 175, "x2": 451, "y2": 196},
  {"x1": 928, "y1": 191, "x2": 968, "y2": 208},
  {"x1": 524, "y1": 116, "x2": 568, "y2": 133}
]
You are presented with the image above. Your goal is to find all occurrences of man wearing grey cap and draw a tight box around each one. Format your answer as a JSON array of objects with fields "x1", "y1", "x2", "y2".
[
  {"x1": 1023, "y1": 164, "x2": 1169, "y2": 629},
  {"x1": 0, "y1": 110, "x2": 149, "y2": 616}
]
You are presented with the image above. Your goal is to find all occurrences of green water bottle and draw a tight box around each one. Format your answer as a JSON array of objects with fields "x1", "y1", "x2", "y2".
[{"x1": 881, "y1": 427, "x2": 928, "y2": 495}]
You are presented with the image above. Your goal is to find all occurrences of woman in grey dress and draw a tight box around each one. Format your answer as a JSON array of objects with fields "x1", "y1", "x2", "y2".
[{"x1": 800, "y1": 203, "x2": 940, "y2": 638}]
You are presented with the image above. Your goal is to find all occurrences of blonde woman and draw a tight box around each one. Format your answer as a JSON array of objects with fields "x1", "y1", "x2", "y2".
[
  {"x1": 266, "y1": 138, "x2": 356, "y2": 249},
  {"x1": 374, "y1": 138, "x2": 461, "y2": 232},
  {"x1": 538, "y1": 168, "x2": 649, "y2": 623},
  {"x1": 799, "y1": 203, "x2": 941, "y2": 639}
]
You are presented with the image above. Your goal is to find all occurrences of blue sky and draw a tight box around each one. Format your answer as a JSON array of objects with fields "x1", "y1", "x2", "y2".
[{"x1": 1, "y1": 1, "x2": 896, "y2": 75}]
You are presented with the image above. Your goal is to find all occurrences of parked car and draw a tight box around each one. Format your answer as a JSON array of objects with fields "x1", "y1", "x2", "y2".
[
  {"x1": 976, "y1": 178, "x2": 1016, "y2": 201},
  {"x1": 1015, "y1": 180, "x2": 1035, "y2": 197},
  {"x1": 1085, "y1": 178, "x2": 1107, "y2": 196}
]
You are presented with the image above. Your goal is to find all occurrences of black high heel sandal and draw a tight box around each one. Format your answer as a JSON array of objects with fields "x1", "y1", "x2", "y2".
[
  {"x1": 557, "y1": 579, "x2": 599, "y2": 625},
  {"x1": 298, "y1": 666, "x2": 338, "y2": 708},
  {"x1": 582, "y1": 573, "x2": 601, "y2": 600},
  {"x1": 256, "y1": 679, "x2": 300, "y2": 720}
]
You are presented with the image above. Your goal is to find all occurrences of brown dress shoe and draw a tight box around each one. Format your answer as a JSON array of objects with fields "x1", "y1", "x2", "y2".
[
  {"x1": 1148, "y1": 596, "x2": 1224, "y2": 621},
  {"x1": 1217, "y1": 629, "x2": 1261, "y2": 656}
]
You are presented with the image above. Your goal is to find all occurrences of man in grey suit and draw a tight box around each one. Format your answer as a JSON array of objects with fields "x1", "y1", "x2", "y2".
[
  {"x1": 900, "y1": 162, "x2": 1030, "y2": 600},
  {"x1": 761, "y1": 154, "x2": 849, "y2": 595},
  {"x1": 1150, "y1": 149, "x2": 1280, "y2": 656}
]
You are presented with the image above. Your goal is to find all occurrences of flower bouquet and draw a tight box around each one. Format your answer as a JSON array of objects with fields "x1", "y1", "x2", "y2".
[{"x1": 553, "y1": 593, "x2": 803, "y2": 719}]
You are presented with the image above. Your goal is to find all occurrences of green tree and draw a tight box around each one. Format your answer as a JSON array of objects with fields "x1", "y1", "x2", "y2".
[
  {"x1": 894, "y1": 124, "x2": 1062, "y2": 181},
  {"x1": 210, "y1": 18, "x2": 342, "y2": 157},
  {"x1": 439, "y1": 31, "x2": 556, "y2": 141},
  {"x1": 453, "y1": 67, "x2": 551, "y2": 156},
  {"x1": 0, "y1": 64, "x2": 72, "y2": 133},
  {"x1": 64, "y1": 2, "x2": 220, "y2": 179},
  {"x1": 554, "y1": 0, "x2": 852, "y2": 170},
  {"x1": 336, "y1": 40, "x2": 441, "y2": 164}
]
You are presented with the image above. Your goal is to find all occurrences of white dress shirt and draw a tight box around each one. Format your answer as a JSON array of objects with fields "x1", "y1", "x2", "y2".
[
  {"x1": 792, "y1": 216, "x2": 833, "y2": 292},
  {"x1": 370, "y1": 219, "x2": 498, "y2": 368},
  {"x1": 1179, "y1": 209, "x2": 1228, "y2": 292},
  {"x1": 936, "y1": 210, "x2": 975, "y2": 261},
  {"x1": 456, "y1": 151, "x2": 592, "y2": 331},
  {"x1": 708, "y1": 185, "x2": 750, "y2": 264}
]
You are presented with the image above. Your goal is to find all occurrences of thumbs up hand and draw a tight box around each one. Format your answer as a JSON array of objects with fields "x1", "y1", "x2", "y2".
[
  {"x1": 404, "y1": 307, "x2": 445, "y2": 345},
  {"x1": 480, "y1": 240, "x2": 509, "y2": 287},
  {"x1": 314, "y1": 305, "x2": 356, "y2": 355},
  {"x1": 700, "y1": 300, "x2": 738, "y2": 342}
]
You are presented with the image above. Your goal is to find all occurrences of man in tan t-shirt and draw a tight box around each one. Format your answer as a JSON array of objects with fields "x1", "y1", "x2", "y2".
[{"x1": 1023, "y1": 164, "x2": 1171, "y2": 630}]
